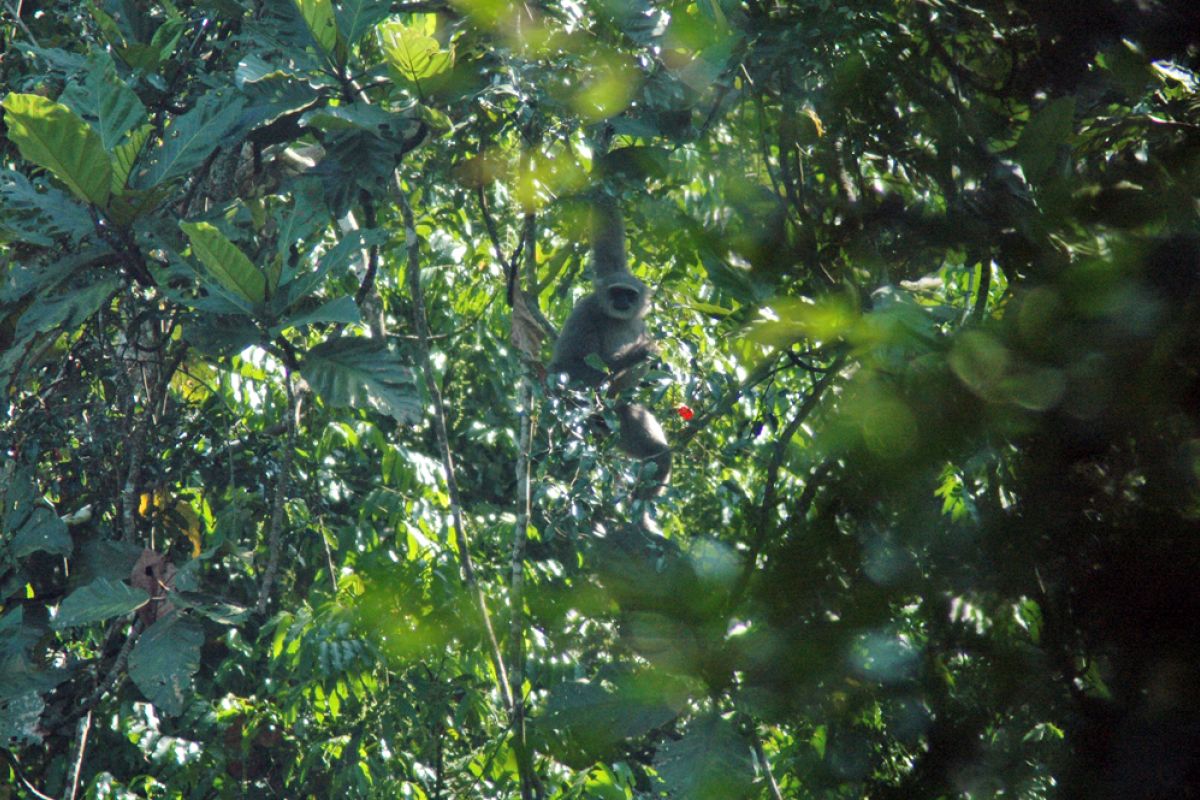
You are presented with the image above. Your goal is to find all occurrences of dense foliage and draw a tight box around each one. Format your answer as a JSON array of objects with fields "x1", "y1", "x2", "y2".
[{"x1": 3, "y1": 1, "x2": 1200, "y2": 797}]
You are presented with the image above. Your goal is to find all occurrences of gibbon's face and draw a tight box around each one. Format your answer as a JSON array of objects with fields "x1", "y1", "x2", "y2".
[{"x1": 608, "y1": 284, "x2": 642, "y2": 313}]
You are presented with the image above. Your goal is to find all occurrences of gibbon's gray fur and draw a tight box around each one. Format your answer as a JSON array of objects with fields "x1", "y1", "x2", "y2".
[{"x1": 548, "y1": 194, "x2": 671, "y2": 493}]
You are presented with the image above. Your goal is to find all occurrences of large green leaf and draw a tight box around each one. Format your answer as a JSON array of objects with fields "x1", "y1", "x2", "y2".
[
  {"x1": 60, "y1": 51, "x2": 148, "y2": 150},
  {"x1": 0, "y1": 169, "x2": 94, "y2": 246},
  {"x1": 53, "y1": 578, "x2": 147, "y2": 629},
  {"x1": 9, "y1": 507, "x2": 72, "y2": 558},
  {"x1": 301, "y1": 338, "x2": 420, "y2": 423},
  {"x1": 294, "y1": 0, "x2": 341, "y2": 56},
  {"x1": 379, "y1": 20, "x2": 453, "y2": 87},
  {"x1": 2, "y1": 93, "x2": 112, "y2": 207},
  {"x1": 653, "y1": 714, "x2": 756, "y2": 800},
  {"x1": 127, "y1": 613, "x2": 203, "y2": 716},
  {"x1": 133, "y1": 92, "x2": 246, "y2": 188},
  {"x1": 180, "y1": 221, "x2": 267, "y2": 305},
  {"x1": 335, "y1": 0, "x2": 390, "y2": 45},
  {"x1": 539, "y1": 673, "x2": 685, "y2": 761},
  {"x1": 1015, "y1": 97, "x2": 1075, "y2": 182},
  {"x1": 274, "y1": 295, "x2": 362, "y2": 334}
]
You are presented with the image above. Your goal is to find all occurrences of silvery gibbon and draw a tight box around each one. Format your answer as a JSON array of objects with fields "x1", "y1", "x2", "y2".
[{"x1": 548, "y1": 193, "x2": 671, "y2": 495}]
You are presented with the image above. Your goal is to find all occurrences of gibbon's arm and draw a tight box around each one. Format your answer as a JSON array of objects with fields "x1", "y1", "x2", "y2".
[{"x1": 591, "y1": 194, "x2": 628, "y2": 278}]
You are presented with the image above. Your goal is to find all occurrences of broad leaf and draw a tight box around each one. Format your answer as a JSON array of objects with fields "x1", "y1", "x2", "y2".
[
  {"x1": 540, "y1": 674, "x2": 684, "y2": 760},
  {"x1": 653, "y1": 714, "x2": 756, "y2": 800},
  {"x1": 0, "y1": 169, "x2": 94, "y2": 246},
  {"x1": 60, "y1": 51, "x2": 148, "y2": 150},
  {"x1": 2, "y1": 93, "x2": 112, "y2": 207},
  {"x1": 0, "y1": 692, "x2": 45, "y2": 746},
  {"x1": 275, "y1": 295, "x2": 362, "y2": 334},
  {"x1": 127, "y1": 613, "x2": 203, "y2": 716},
  {"x1": 133, "y1": 92, "x2": 246, "y2": 188},
  {"x1": 110, "y1": 123, "x2": 153, "y2": 194},
  {"x1": 301, "y1": 338, "x2": 420, "y2": 423},
  {"x1": 181, "y1": 221, "x2": 267, "y2": 305},
  {"x1": 336, "y1": 0, "x2": 391, "y2": 45},
  {"x1": 1015, "y1": 97, "x2": 1075, "y2": 182},
  {"x1": 54, "y1": 578, "x2": 147, "y2": 629},
  {"x1": 294, "y1": 0, "x2": 341, "y2": 56},
  {"x1": 379, "y1": 20, "x2": 452, "y2": 86},
  {"x1": 10, "y1": 507, "x2": 72, "y2": 558}
]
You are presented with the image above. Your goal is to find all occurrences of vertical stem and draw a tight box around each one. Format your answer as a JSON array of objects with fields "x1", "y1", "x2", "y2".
[
  {"x1": 394, "y1": 175, "x2": 513, "y2": 711},
  {"x1": 64, "y1": 709, "x2": 92, "y2": 800},
  {"x1": 255, "y1": 373, "x2": 296, "y2": 615}
]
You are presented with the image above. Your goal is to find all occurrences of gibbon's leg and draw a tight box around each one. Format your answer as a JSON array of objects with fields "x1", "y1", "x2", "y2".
[{"x1": 617, "y1": 403, "x2": 671, "y2": 496}]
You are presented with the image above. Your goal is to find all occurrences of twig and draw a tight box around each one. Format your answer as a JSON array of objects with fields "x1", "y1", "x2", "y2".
[
  {"x1": 254, "y1": 374, "x2": 297, "y2": 615},
  {"x1": 3, "y1": 0, "x2": 41, "y2": 48},
  {"x1": 507, "y1": 202, "x2": 542, "y2": 800},
  {"x1": 0, "y1": 750, "x2": 55, "y2": 800},
  {"x1": 727, "y1": 357, "x2": 842, "y2": 612},
  {"x1": 752, "y1": 728, "x2": 785, "y2": 800},
  {"x1": 394, "y1": 173, "x2": 513, "y2": 711},
  {"x1": 64, "y1": 709, "x2": 92, "y2": 800}
]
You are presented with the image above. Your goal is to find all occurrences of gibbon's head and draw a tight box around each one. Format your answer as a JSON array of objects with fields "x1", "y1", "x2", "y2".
[{"x1": 597, "y1": 273, "x2": 648, "y2": 320}]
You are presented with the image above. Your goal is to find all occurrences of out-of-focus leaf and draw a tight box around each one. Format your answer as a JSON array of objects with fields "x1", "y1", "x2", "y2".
[
  {"x1": 653, "y1": 714, "x2": 756, "y2": 800},
  {"x1": 1015, "y1": 97, "x2": 1075, "y2": 182},
  {"x1": 2, "y1": 94, "x2": 112, "y2": 207},
  {"x1": 301, "y1": 338, "x2": 420, "y2": 423},
  {"x1": 127, "y1": 613, "x2": 203, "y2": 716}
]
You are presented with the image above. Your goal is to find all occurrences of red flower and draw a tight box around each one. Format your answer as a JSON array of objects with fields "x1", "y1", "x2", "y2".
[{"x1": 677, "y1": 404, "x2": 695, "y2": 421}]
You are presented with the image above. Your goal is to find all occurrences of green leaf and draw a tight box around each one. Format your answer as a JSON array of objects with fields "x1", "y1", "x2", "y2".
[
  {"x1": 1015, "y1": 97, "x2": 1075, "y2": 182},
  {"x1": 54, "y1": 578, "x2": 147, "y2": 629},
  {"x1": 275, "y1": 296, "x2": 362, "y2": 334},
  {"x1": 0, "y1": 692, "x2": 45, "y2": 746},
  {"x1": 335, "y1": 0, "x2": 391, "y2": 45},
  {"x1": 2, "y1": 93, "x2": 112, "y2": 207},
  {"x1": 0, "y1": 169, "x2": 94, "y2": 245},
  {"x1": 170, "y1": 590, "x2": 250, "y2": 625},
  {"x1": 13, "y1": 277, "x2": 121, "y2": 342},
  {"x1": 111, "y1": 123, "x2": 153, "y2": 194},
  {"x1": 653, "y1": 714, "x2": 756, "y2": 800},
  {"x1": 181, "y1": 221, "x2": 267, "y2": 305},
  {"x1": 127, "y1": 613, "x2": 203, "y2": 716},
  {"x1": 10, "y1": 507, "x2": 72, "y2": 558},
  {"x1": 379, "y1": 20, "x2": 453, "y2": 86},
  {"x1": 133, "y1": 92, "x2": 246, "y2": 188},
  {"x1": 540, "y1": 674, "x2": 684, "y2": 760},
  {"x1": 294, "y1": 0, "x2": 341, "y2": 56},
  {"x1": 60, "y1": 51, "x2": 148, "y2": 150},
  {"x1": 301, "y1": 338, "x2": 420, "y2": 423}
]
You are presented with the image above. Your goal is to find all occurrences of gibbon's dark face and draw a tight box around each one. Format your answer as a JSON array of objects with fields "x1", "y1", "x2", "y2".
[{"x1": 609, "y1": 284, "x2": 642, "y2": 313}]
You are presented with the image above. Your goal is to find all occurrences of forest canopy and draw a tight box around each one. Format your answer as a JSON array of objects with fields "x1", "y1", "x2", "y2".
[{"x1": 2, "y1": 1, "x2": 1200, "y2": 798}]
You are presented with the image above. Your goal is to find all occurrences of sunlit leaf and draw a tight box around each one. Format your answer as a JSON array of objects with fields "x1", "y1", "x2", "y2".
[
  {"x1": 180, "y1": 221, "x2": 267, "y2": 305},
  {"x1": 2, "y1": 93, "x2": 112, "y2": 207}
]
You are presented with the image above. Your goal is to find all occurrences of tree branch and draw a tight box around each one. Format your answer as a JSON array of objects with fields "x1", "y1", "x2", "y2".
[
  {"x1": 255, "y1": 373, "x2": 297, "y2": 615},
  {"x1": 394, "y1": 173, "x2": 513, "y2": 712}
]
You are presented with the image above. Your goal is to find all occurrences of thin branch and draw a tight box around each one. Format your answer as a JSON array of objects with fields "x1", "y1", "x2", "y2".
[
  {"x1": 752, "y1": 728, "x2": 785, "y2": 800},
  {"x1": 507, "y1": 201, "x2": 542, "y2": 800},
  {"x1": 0, "y1": 750, "x2": 55, "y2": 800},
  {"x1": 255, "y1": 374, "x2": 297, "y2": 615},
  {"x1": 727, "y1": 355, "x2": 843, "y2": 612},
  {"x1": 64, "y1": 709, "x2": 92, "y2": 800},
  {"x1": 3, "y1": 0, "x2": 41, "y2": 48},
  {"x1": 394, "y1": 173, "x2": 513, "y2": 711}
]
